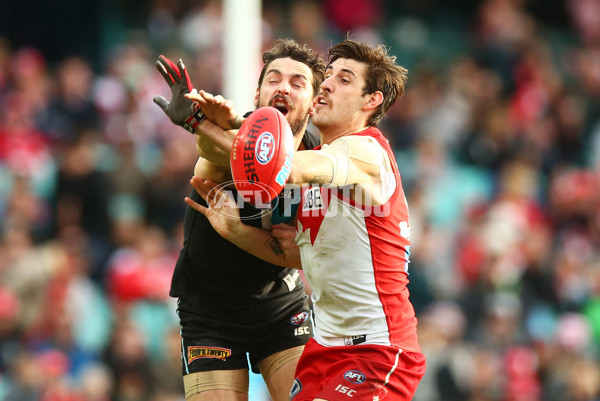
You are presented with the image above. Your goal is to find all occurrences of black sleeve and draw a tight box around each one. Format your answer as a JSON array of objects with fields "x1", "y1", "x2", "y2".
[{"x1": 301, "y1": 130, "x2": 321, "y2": 150}]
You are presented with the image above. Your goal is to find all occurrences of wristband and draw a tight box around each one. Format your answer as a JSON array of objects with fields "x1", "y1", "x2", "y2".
[{"x1": 182, "y1": 103, "x2": 207, "y2": 133}]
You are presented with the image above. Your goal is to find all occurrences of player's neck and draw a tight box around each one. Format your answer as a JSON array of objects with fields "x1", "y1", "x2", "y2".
[
  {"x1": 320, "y1": 125, "x2": 369, "y2": 145},
  {"x1": 293, "y1": 122, "x2": 310, "y2": 150}
]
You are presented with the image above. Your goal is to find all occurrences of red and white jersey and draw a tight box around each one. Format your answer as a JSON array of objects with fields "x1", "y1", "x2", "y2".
[{"x1": 296, "y1": 128, "x2": 420, "y2": 353}]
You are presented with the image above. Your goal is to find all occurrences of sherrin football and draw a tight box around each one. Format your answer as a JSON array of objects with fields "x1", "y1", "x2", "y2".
[{"x1": 230, "y1": 106, "x2": 294, "y2": 207}]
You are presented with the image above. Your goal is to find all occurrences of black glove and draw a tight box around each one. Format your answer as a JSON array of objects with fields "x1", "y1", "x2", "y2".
[{"x1": 153, "y1": 55, "x2": 206, "y2": 133}]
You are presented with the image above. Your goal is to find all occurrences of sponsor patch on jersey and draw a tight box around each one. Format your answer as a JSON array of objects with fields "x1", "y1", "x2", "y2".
[
  {"x1": 290, "y1": 378, "x2": 302, "y2": 399},
  {"x1": 187, "y1": 346, "x2": 231, "y2": 363},
  {"x1": 302, "y1": 187, "x2": 325, "y2": 210},
  {"x1": 344, "y1": 335, "x2": 367, "y2": 346},
  {"x1": 290, "y1": 311, "x2": 309, "y2": 326},
  {"x1": 344, "y1": 369, "x2": 366, "y2": 384}
]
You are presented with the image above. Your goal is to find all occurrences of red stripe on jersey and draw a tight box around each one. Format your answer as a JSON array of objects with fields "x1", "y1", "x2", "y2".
[{"x1": 355, "y1": 128, "x2": 419, "y2": 351}]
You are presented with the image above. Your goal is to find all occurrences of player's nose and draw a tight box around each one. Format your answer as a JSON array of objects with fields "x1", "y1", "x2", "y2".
[
  {"x1": 320, "y1": 76, "x2": 333, "y2": 93},
  {"x1": 277, "y1": 81, "x2": 291, "y2": 95}
]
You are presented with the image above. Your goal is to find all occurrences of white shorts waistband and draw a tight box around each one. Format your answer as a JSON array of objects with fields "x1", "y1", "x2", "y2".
[{"x1": 314, "y1": 332, "x2": 390, "y2": 347}]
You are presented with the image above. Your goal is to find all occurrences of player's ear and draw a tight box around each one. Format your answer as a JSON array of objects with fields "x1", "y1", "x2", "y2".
[
  {"x1": 308, "y1": 98, "x2": 317, "y2": 115},
  {"x1": 363, "y1": 91, "x2": 383, "y2": 112},
  {"x1": 254, "y1": 88, "x2": 260, "y2": 108}
]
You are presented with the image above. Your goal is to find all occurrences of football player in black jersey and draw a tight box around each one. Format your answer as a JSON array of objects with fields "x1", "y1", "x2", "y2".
[{"x1": 153, "y1": 39, "x2": 325, "y2": 401}]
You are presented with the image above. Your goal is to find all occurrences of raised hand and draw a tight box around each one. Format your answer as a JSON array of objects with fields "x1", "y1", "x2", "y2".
[
  {"x1": 153, "y1": 55, "x2": 205, "y2": 133},
  {"x1": 185, "y1": 177, "x2": 242, "y2": 239},
  {"x1": 185, "y1": 90, "x2": 243, "y2": 130},
  {"x1": 271, "y1": 223, "x2": 301, "y2": 265}
]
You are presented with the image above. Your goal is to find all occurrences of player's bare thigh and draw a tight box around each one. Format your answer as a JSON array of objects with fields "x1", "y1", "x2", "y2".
[
  {"x1": 258, "y1": 345, "x2": 304, "y2": 401},
  {"x1": 184, "y1": 369, "x2": 249, "y2": 401}
]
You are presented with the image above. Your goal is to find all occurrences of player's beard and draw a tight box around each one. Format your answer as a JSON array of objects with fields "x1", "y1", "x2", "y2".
[
  {"x1": 288, "y1": 112, "x2": 310, "y2": 137},
  {"x1": 262, "y1": 93, "x2": 310, "y2": 137}
]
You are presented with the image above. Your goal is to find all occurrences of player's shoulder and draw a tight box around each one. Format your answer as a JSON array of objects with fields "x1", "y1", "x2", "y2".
[{"x1": 325, "y1": 134, "x2": 385, "y2": 154}]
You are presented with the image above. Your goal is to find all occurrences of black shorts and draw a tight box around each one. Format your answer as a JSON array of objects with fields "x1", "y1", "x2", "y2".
[{"x1": 177, "y1": 295, "x2": 313, "y2": 374}]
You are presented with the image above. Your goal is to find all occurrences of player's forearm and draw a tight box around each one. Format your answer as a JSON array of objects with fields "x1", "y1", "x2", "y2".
[
  {"x1": 288, "y1": 150, "x2": 335, "y2": 185},
  {"x1": 289, "y1": 143, "x2": 379, "y2": 186},
  {"x1": 226, "y1": 224, "x2": 302, "y2": 269},
  {"x1": 228, "y1": 114, "x2": 245, "y2": 129},
  {"x1": 195, "y1": 136, "x2": 230, "y2": 166},
  {"x1": 194, "y1": 119, "x2": 236, "y2": 161},
  {"x1": 193, "y1": 157, "x2": 231, "y2": 183}
]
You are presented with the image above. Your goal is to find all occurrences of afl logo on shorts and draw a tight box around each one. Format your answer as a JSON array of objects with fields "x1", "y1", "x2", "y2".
[
  {"x1": 344, "y1": 370, "x2": 366, "y2": 384},
  {"x1": 290, "y1": 311, "x2": 309, "y2": 326},
  {"x1": 256, "y1": 132, "x2": 275, "y2": 165}
]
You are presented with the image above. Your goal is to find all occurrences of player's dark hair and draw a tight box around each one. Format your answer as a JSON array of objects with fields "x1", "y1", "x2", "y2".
[
  {"x1": 328, "y1": 39, "x2": 408, "y2": 127},
  {"x1": 259, "y1": 38, "x2": 326, "y2": 96}
]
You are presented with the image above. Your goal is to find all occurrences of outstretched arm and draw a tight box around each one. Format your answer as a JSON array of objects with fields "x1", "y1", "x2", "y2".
[
  {"x1": 152, "y1": 55, "x2": 239, "y2": 166},
  {"x1": 185, "y1": 91, "x2": 239, "y2": 164},
  {"x1": 192, "y1": 89, "x2": 245, "y2": 129},
  {"x1": 289, "y1": 136, "x2": 390, "y2": 205},
  {"x1": 193, "y1": 118, "x2": 237, "y2": 166},
  {"x1": 185, "y1": 177, "x2": 301, "y2": 269}
]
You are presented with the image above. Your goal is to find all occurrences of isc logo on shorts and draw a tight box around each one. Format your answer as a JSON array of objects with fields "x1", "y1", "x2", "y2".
[
  {"x1": 344, "y1": 370, "x2": 366, "y2": 384},
  {"x1": 256, "y1": 132, "x2": 275, "y2": 164}
]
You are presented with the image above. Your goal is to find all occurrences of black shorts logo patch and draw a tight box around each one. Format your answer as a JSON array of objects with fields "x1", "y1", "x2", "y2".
[
  {"x1": 188, "y1": 346, "x2": 231, "y2": 363},
  {"x1": 290, "y1": 311, "x2": 309, "y2": 326}
]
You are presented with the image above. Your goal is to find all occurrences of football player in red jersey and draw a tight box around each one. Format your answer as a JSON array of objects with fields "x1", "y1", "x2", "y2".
[{"x1": 187, "y1": 39, "x2": 425, "y2": 401}]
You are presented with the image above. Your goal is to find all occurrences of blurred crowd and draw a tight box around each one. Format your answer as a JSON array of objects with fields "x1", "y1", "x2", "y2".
[{"x1": 1, "y1": 0, "x2": 599, "y2": 400}]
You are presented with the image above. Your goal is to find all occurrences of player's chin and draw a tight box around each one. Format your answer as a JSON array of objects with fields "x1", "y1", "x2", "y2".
[
  {"x1": 311, "y1": 113, "x2": 324, "y2": 125},
  {"x1": 286, "y1": 112, "x2": 308, "y2": 134}
]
